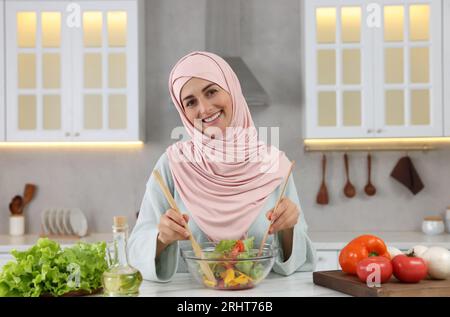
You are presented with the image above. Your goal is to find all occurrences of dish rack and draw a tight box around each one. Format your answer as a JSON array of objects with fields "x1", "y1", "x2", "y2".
[{"x1": 40, "y1": 207, "x2": 88, "y2": 238}]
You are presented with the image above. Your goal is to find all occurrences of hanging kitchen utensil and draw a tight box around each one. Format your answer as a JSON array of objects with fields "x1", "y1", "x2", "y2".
[
  {"x1": 152, "y1": 170, "x2": 216, "y2": 285},
  {"x1": 343, "y1": 153, "x2": 356, "y2": 198},
  {"x1": 258, "y1": 161, "x2": 295, "y2": 256},
  {"x1": 364, "y1": 153, "x2": 376, "y2": 196},
  {"x1": 316, "y1": 154, "x2": 329, "y2": 205}
]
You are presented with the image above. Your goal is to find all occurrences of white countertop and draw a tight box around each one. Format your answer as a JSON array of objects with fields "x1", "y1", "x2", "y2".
[
  {"x1": 2, "y1": 231, "x2": 450, "y2": 252},
  {"x1": 137, "y1": 272, "x2": 346, "y2": 297}
]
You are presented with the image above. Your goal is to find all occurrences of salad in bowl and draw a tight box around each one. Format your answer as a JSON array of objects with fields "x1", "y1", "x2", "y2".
[{"x1": 181, "y1": 237, "x2": 276, "y2": 290}]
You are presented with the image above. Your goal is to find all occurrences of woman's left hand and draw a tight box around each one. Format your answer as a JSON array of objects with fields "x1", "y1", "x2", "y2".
[{"x1": 266, "y1": 197, "x2": 300, "y2": 234}]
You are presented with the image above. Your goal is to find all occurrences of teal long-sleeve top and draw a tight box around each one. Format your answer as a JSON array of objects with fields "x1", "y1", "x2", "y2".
[{"x1": 128, "y1": 152, "x2": 316, "y2": 282}]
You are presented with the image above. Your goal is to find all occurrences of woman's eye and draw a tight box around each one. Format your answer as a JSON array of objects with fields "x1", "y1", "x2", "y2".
[
  {"x1": 185, "y1": 100, "x2": 196, "y2": 108},
  {"x1": 206, "y1": 89, "x2": 217, "y2": 97}
]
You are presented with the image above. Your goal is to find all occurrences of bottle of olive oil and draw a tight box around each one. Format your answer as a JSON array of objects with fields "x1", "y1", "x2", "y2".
[{"x1": 102, "y1": 216, "x2": 142, "y2": 297}]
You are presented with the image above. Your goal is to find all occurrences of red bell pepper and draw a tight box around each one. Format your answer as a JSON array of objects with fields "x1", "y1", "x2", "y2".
[{"x1": 339, "y1": 235, "x2": 390, "y2": 275}]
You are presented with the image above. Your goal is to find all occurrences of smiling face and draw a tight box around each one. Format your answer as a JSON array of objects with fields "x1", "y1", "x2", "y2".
[{"x1": 180, "y1": 77, "x2": 233, "y2": 137}]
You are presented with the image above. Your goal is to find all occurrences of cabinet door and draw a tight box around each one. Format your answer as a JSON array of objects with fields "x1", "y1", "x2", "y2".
[
  {"x1": 305, "y1": 0, "x2": 374, "y2": 138},
  {"x1": 373, "y1": 0, "x2": 442, "y2": 137},
  {"x1": 0, "y1": 0, "x2": 5, "y2": 141},
  {"x1": 71, "y1": 1, "x2": 140, "y2": 141},
  {"x1": 5, "y1": 1, "x2": 73, "y2": 141}
]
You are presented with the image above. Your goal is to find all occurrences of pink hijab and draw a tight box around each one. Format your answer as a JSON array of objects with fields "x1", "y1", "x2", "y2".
[{"x1": 166, "y1": 51, "x2": 291, "y2": 242}]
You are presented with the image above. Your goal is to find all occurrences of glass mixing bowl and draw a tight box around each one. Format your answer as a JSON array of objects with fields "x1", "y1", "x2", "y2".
[{"x1": 181, "y1": 242, "x2": 277, "y2": 290}]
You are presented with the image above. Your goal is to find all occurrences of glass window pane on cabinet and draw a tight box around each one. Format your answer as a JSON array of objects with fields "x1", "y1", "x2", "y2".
[
  {"x1": 43, "y1": 53, "x2": 60, "y2": 89},
  {"x1": 317, "y1": 50, "x2": 335, "y2": 85},
  {"x1": 84, "y1": 95, "x2": 103, "y2": 129},
  {"x1": 17, "y1": 12, "x2": 36, "y2": 47},
  {"x1": 410, "y1": 47, "x2": 429, "y2": 83},
  {"x1": 342, "y1": 49, "x2": 360, "y2": 85},
  {"x1": 385, "y1": 90, "x2": 404, "y2": 125},
  {"x1": 42, "y1": 12, "x2": 61, "y2": 47},
  {"x1": 18, "y1": 95, "x2": 36, "y2": 130},
  {"x1": 84, "y1": 53, "x2": 102, "y2": 88},
  {"x1": 318, "y1": 91, "x2": 336, "y2": 126},
  {"x1": 411, "y1": 89, "x2": 430, "y2": 125},
  {"x1": 18, "y1": 54, "x2": 36, "y2": 89},
  {"x1": 316, "y1": 8, "x2": 336, "y2": 43},
  {"x1": 108, "y1": 53, "x2": 126, "y2": 88},
  {"x1": 83, "y1": 12, "x2": 102, "y2": 47},
  {"x1": 341, "y1": 7, "x2": 361, "y2": 43},
  {"x1": 107, "y1": 12, "x2": 127, "y2": 47},
  {"x1": 109, "y1": 94, "x2": 127, "y2": 129},
  {"x1": 385, "y1": 48, "x2": 403, "y2": 84},
  {"x1": 410, "y1": 5, "x2": 429, "y2": 41},
  {"x1": 384, "y1": 6, "x2": 404, "y2": 42},
  {"x1": 43, "y1": 95, "x2": 61, "y2": 130},
  {"x1": 343, "y1": 91, "x2": 361, "y2": 126}
]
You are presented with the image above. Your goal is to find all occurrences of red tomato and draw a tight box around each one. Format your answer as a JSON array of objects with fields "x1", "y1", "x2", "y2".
[
  {"x1": 391, "y1": 254, "x2": 428, "y2": 283},
  {"x1": 235, "y1": 240, "x2": 245, "y2": 252},
  {"x1": 356, "y1": 256, "x2": 393, "y2": 284}
]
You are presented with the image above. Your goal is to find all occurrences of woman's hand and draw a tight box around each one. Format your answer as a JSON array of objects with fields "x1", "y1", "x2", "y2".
[
  {"x1": 266, "y1": 197, "x2": 300, "y2": 234},
  {"x1": 157, "y1": 209, "x2": 190, "y2": 246}
]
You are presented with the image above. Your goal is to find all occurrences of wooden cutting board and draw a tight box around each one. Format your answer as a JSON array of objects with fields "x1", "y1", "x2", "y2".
[{"x1": 313, "y1": 270, "x2": 450, "y2": 297}]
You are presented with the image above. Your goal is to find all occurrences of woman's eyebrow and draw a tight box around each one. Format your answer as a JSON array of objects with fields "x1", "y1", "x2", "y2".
[{"x1": 182, "y1": 83, "x2": 216, "y2": 103}]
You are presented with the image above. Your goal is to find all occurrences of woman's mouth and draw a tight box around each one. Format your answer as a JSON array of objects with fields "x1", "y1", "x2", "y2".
[{"x1": 202, "y1": 111, "x2": 222, "y2": 126}]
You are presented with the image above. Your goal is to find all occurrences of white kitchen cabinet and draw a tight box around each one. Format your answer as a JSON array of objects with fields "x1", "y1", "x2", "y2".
[
  {"x1": 314, "y1": 251, "x2": 339, "y2": 271},
  {"x1": 0, "y1": 0, "x2": 5, "y2": 141},
  {"x1": 305, "y1": 0, "x2": 443, "y2": 139},
  {"x1": 444, "y1": 0, "x2": 450, "y2": 136},
  {"x1": 5, "y1": 0, "x2": 145, "y2": 142}
]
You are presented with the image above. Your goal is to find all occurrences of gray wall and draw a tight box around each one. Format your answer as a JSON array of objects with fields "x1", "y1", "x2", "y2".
[{"x1": 1, "y1": 0, "x2": 449, "y2": 234}]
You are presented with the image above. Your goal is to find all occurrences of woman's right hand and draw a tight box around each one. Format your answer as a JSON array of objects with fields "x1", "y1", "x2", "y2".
[{"x1": 157, "y1": 209, "x2": 190, "y2": 246}]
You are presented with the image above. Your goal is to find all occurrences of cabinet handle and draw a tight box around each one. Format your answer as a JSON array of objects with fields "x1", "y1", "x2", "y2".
[
  {"x1": 65, "y1": 132, "x2": 70, "y2": 137},
  {"x1": 74, "y1": 132, "x2": 80, "y2": 137},
  {"x1": 367, "y1": 129, "x2": 373, "y2": 133},
  {"x1": 376, "y1": 129, "x2": 383, "y2": 133}
]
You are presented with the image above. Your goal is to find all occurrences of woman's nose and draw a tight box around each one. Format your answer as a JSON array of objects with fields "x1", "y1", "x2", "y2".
[{"x1": 197, "y1": 97, "x2": 213, "y2": 115}]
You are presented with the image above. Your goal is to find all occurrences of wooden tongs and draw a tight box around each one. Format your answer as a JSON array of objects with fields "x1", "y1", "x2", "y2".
[
  {"x1": 152, "y1": 170, "x2": 216, "y2": 285},
  {"x1": 258, "y1": 161, "x2": 295, "y2": 256}
]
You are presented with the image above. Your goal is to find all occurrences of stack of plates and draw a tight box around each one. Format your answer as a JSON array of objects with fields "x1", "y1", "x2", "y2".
[{"x1": 41, "y1": 208, "x2": 88, "y2": 237}]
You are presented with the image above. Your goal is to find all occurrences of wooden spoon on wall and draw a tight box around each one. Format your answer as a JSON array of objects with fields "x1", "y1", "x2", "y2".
[
  {"x1": 364, "y1": 153, "x2": 376, "y2": 196},
  {"x1": 316, "y1": 154, "x2": 329, "y2": 205},
  {"x1": 343, "y1": 153, "x2": 356, "y2": 198}
]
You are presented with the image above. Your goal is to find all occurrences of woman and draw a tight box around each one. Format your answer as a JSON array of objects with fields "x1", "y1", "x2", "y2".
[{"x1": 128, "y1": 51, "x2": 316, "y2": 282}]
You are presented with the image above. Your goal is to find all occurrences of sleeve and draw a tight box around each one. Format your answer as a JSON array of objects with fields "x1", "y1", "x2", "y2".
[
  {"x1": 128, "y1": 153, "x2": 180, "y2": 282},
  {"x1": 271, "y1": 174, "x2": 317, "y2": 276}
]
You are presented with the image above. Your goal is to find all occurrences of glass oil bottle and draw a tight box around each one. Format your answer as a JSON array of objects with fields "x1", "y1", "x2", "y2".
[{"x1": 102, "y1": 216, "x2": 142, "y2": 296}]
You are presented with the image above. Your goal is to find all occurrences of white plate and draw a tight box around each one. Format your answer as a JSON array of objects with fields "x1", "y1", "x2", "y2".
[
  {"x1": 41, "y1": 209, "x2": 50, "y2": 235},
  {"x1": 62, "y1": 208, "x2": 74, "y2": 235},
  {"x1": 70, "y1": 208, "x2": 88, "y2": 237},
  {"x1": 47, "y1": 208, "x2": 58, "y2": 235},
  {"x1": 56, "y1": 209, "x2": 66, "y2": 235}
]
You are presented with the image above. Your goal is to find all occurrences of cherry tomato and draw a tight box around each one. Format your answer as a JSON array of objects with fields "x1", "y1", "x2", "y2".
[
  {"x1": 356, "y1": 256, "x2": 393, "y2": 284},
  {"x1": 391, "y1": 254, "x2": 428, "y2": 283}
]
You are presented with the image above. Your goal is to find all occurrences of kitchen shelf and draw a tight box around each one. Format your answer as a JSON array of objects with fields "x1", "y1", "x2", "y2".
[{"x1": 303, "y1": 137, "x2": 450, "y2": 152}]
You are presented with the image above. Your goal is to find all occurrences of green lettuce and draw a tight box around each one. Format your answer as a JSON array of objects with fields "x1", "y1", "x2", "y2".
[{"x1": 0, "y1": 238, "x2": 107, "y2": 297}]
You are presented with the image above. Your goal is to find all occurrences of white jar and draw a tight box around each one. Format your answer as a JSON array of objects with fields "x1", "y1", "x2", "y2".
[
  {"x1": 422, "y1": 217, "x2": 445, "y2": 236},
  {"x1": 9, "y1": 215, "x2": 25, "y2": 236}
]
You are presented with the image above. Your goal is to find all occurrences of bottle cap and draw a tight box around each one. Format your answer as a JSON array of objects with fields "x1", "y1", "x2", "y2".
[{"x1": 113, "y1": 216, "x2": 128, "y2": 227}]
